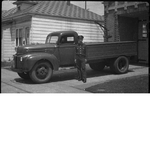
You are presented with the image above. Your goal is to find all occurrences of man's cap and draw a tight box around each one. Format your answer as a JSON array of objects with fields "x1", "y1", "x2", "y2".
[{"x1": 78, "y1": 35, "x2": 84, "y2": 39}]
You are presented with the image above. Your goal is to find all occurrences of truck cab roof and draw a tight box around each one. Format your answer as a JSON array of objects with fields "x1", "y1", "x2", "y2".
[
  {"x1": 46, "y1": 31, "x2": 79, "y2": 44},
  {"x1": 48, "y1": 30, "x2": 78, "y2": 37}
]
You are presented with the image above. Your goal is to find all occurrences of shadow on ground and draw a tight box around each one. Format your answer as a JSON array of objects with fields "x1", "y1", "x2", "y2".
[
  {"x1": 130, "y1": 62, "x2": 149, "y2": 67},
  {"x1": 51, "y1": 67, "x2": 115, "y2": 82},
  {"x1": 12, "y1": 66, "x2": 120, "y2": 84},
  {"x1": 5, "y1": 65, "x2": 134, "y2": 85}
]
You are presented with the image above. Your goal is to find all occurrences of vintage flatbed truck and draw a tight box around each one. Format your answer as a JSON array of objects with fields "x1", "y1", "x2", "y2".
[{"x1": 11, "y1": 31, "x2": 137, "y2": 83}]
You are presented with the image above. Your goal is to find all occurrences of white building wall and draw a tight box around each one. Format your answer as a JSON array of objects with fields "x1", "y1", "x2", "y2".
[
  {"x1": 31, "y1": 16, "x2": 104, "y2": 43},
  {"x1": 2, "y1": 20, "x2": 31, "y2": 61},
  {"x1": 2, "y1": 26, "x2": 15, "y2": 61}
]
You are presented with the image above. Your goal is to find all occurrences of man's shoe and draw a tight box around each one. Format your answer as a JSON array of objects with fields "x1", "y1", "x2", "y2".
[
  {"x1": 83, "y1": 78, "x2": 86, "y2": 83},
  {"x1": 75, "y1": 76, "x2": 81, "y2": 81},
  {"x1": 78, "y1": 78, "x2": 81, "y2": 81}
]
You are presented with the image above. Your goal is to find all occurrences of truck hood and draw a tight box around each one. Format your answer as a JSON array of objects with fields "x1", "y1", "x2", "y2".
[{"x1": 16, "y1": 43, "x2": 56, "y2": 54}]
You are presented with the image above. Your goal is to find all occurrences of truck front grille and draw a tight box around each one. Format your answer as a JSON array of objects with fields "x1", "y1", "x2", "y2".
[
  {"x1": 13, "y1": 55, "x2": 17, "y2": 68},
  {"x1": 14, "y1": 55, "x2": 23, "y2": 69}
]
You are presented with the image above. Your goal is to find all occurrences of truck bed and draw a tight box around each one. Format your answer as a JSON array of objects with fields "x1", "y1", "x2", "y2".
[{"x1": 85, "y1": 41, "x2": 137, "y2": 61}]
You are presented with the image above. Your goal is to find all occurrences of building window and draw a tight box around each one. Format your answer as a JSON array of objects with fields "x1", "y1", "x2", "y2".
[
  {"x1": 19, "y1": 28, "x2": 23, "y2": 46},
  {"x1": 16, "y1": 29, "x2": 23, "y2": 46},
  {"x1": 18, "y1": 6, "x2": 20, "y2": 11},
  {"x1": 16, "y1": 27, "x2": 30, "y2": 46},
  {"x1": 142, "y1": 23, "x2": 147, "y2": 38},
  {"x1": 17, "y1": 4, "x2": 21, "y2": 11},
  {"x1": 25, "y1": 27, "x2": 30, "y2": 45},
  {"x1": 16, "y1": 29, "x2": 19, "y2": 46},
  {"x1": 108, "y1": 2, "x2": 114, "y2": 7}
]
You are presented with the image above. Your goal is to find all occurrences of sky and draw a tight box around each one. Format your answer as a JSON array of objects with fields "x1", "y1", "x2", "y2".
[
  {"x1": 2, "y1": 1, "x2": 104, "y2": 15},
  {"x1": 71, "y1": 1, "x2": 104, "y2": 15}
]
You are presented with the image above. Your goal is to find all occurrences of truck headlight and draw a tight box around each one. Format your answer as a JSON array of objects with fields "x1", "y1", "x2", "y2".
[{"x1": 20, "y1": 55, "x2": 32, "y2": 62}]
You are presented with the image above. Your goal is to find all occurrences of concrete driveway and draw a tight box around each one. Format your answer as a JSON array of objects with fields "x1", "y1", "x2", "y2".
[{"x1": 1, "y1": 64, "x2": 149, "y2": 93}]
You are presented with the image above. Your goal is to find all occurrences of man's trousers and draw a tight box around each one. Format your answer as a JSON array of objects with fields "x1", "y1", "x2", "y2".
[{"x1": 76, "y1": 57, "x2": 86, "y2": 82}]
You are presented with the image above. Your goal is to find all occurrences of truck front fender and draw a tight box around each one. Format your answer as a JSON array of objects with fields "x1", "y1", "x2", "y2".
[{"x1": 26, "y1": 53, "x2": 59, "y2": 71}]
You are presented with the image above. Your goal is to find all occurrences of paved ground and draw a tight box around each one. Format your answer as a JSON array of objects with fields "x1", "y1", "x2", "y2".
[{"x1": 1, "y1": 64, "x2": 149, "y2": 93}]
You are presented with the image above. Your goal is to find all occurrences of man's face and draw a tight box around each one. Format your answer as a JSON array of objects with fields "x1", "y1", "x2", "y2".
[{"x1": 78, "y1": 38, "x2": 83, "y2": 43}]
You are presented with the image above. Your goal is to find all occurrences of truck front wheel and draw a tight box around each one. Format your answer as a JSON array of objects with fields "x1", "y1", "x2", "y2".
[
  {"x1": 89, "y1": 62, "x2": 105, "y2": 71},
  {"x1": 110, "y1": 56, "x2": 129, "y2": 74},
  {"x1": 29, "y1": 61, "x2": 53, "y2": 83}
]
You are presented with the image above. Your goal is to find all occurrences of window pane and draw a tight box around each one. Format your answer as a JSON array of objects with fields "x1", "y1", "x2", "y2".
[
  {"x1": 19, "y1": 29, "x2": 22, "y2": 37},
  {"x1": 26, "y1": 38, "x2": 29, "y2": 45},
  {"x1": 67, "y1": 37, "x2": 74, "y2": 42},
  {"x1": 16, "y1": 29, "x2": 18, "y2": 38},
  {"x1": 25, "y1": 27, "x2": 30, "y2": 45},
  {"x1": 16, "y1": 29, "x2": 19, "y2": 46},
  {"x1": 142, "y1": 24, "x2": 147, "y2": 38},
  {"x1": 16, "y1": 38, "x2": 18, "y2": 46},
  {"x1": 19, "y1": 37, "x2": 22, "y2": 46},
  {"x1": 25, "y1": 27, "x2": 29, "y2": 38}
]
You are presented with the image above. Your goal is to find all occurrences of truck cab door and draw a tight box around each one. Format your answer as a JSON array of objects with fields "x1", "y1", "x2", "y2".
[{"x1": 58, "y1": 36, "x2": 76, "y2": 66}]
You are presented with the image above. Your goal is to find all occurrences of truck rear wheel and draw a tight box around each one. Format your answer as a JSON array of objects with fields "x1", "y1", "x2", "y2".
[
  {"x1": 110, "y1": 56, "x2": 129, "y2": 74},
  {"x1": 18, "y1": 72, "x2": 30, "y2": 80},
  {"x1": 29, "y1": 61, "x2": 53, "y2": 83},
  {"x1": 89, "y1": 62, "x2": 105, "y2": 71}
]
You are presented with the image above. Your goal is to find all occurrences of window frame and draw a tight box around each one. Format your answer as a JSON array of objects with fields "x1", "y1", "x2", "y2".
[
  {"x1": 16, "y1": 27, "x2": 30, "y2": 46},
  {"x1": 16, "y1": 28, "x2": 23, "y2": 46},
  {"x1": 25, "y1": 27, "x2": 30, "y2": 45},
  {"x1": 142, "y1": 23, "x2": 147, "y2": 38},
  {"x1": 60, "y1": 35, "x2": 75, "y2": 44}
]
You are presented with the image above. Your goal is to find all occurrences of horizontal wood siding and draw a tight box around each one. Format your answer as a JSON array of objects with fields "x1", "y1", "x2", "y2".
[
  {"x1": 2, "y1": 26, "x2": 14, "y2": 61},
  {"x1": 31, "y1": 16, "x2": 104, "y2": 44}
]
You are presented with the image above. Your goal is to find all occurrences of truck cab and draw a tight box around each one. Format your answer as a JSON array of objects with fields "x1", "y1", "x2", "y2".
[
  {"x1": 46, "y1": 31, "x2": 78, "y2": 66},
  {"x1": 11, "y1": 31, "x2": 79, "y2": 83}
]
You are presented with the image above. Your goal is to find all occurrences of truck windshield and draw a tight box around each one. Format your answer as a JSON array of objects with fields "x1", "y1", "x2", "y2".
[{"x1": 46, "y1": 35, "x2": 58, "y2": 44}]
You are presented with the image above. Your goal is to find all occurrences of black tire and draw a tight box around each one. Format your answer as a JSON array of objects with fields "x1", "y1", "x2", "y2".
[
  {"x1": 18, "y1": 72, "x2": 30, "y2": 80},
  {"x1": 89, "y1": 62, "x2": 105, "y2": 71},
  {"x1": 29, "y1": 61, "x2": 53, "y2": 83},
  {"x1": 110, "y1": 56, "x2": 129, "y2": 74}
]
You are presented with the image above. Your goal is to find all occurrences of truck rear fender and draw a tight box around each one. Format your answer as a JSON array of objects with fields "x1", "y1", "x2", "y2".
[
  {"x1": 27, "y1": 53, "x2": 59, "y2": 71},
  {"x1": 108, "y1": 55, "x2": 129, "y2": 62}
]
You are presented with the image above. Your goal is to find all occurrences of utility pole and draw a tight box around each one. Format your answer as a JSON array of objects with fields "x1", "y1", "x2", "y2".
[
  {"x1": 85, "y1": 1, "x2": 87, "y2": 10},
  {"x1": 67, "y1": 1, "x2": 70, "y2": 6}
]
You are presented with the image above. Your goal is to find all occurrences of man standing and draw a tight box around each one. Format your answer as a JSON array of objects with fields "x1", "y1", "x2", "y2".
[{"x1": 75, "y1": 35, "x2": 87, "y2": 83}]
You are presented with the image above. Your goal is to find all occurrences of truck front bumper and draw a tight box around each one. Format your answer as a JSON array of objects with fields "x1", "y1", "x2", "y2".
[
  {"x1": 11, "y1": 59, "x2": 29, "y2": 73},
  {"x1": 11, "y1": 67, "x2": 26, "y2": 73}
]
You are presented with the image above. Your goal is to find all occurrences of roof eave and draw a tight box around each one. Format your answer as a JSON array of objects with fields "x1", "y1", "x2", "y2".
[
  {"x1": 2, "y1": 11, "x2": 103, "y2": 24},
  {"x1": 2, "y1": 13, "x2": 32, "y2": 23},
  {"x1": 32, "y1": 13, "x2": 103, "y2": 23},
  {"x1": 13, "y1": 1, "x2": 38, "y2": 5}
]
